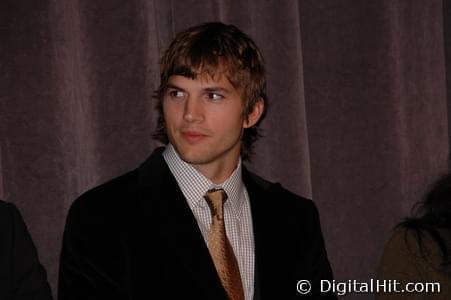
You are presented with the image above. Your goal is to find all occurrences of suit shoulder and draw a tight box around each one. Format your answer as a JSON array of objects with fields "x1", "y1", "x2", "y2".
[
  {"x1": 246, "y1": 170, "x2": 317, "y2": 215},
  {"x1": 247, "y1": 170, "x2": 314, "y2": 202},
  {"x1": 68, "y1": 169, "x2": 139, "y2": 219},
  {"x1": 0, "y1": 200, "x2": 24, "y2": 228},
  {"x1": 273, "y1": 184, "x2": 319, "y2": 221},
  {"x1": 0, "y1": 200, "x2": 15, "y2": 217}
]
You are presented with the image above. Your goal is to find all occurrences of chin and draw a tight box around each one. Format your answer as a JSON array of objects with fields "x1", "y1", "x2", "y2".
[
  {"x1": 177, "y1": 149, "x2": 212, "y2": 165},
  {"x1": 173, "y1": 144, "x2": 217, "y2": 165}
]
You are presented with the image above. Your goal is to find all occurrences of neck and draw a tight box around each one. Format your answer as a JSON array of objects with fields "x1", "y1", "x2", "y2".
[{"x1": 192, "y1": 157, "x2": 240, "y2": 184}]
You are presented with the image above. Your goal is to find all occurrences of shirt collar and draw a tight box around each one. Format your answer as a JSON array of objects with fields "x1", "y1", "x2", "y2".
[{"x1": 163, "y1": 144, "x2": 245, "y2": 218}]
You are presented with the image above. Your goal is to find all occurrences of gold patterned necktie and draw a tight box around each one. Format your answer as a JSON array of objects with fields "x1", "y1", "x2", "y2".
[{"x1": 204, "y1": 188, "x2": 245, "y2": 300}]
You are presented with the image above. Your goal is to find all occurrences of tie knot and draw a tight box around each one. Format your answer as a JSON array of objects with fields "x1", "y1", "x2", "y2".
[{"x1": 204, "y1": 188, "x2": 228, "y2": 218}]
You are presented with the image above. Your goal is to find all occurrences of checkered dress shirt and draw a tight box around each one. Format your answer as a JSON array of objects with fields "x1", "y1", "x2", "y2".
[{"x1": 163, "y1": 144, "x2": 255, "y2": 300}]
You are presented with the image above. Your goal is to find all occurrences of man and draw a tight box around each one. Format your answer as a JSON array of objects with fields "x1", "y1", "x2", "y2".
[
  {"x1": 0, "y1": 200, "x2": 53, "y2": 300},
  {"x1": 58, "y1": 22, "x2": 336, "y2": 299}
]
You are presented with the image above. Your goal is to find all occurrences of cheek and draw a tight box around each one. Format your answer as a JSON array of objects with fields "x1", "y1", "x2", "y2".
[
  {"x1": 162, "y1": 102, "x2": 178, "y2": 125},
  {"x1": 211, "y1": 111, "x2": 245, "y2": 132},
  {"x1": 162, "y1": 100, "x2": 169, "y2": 120}
]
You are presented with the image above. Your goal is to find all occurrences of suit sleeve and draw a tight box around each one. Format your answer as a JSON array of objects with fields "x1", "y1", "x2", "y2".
[
  {"x1": 58, "y1": 197, "x2": 127, "y2": 300},
  {"x1": 1, "y1": 202, "x2": 53, "y2": 300}
]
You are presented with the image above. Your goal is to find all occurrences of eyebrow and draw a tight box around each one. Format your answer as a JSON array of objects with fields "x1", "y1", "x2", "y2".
[
  {"x1": 166, "y1": 83, "x2": 186, "y2": 92},
  {"x1": 166, "y1": 83, "x2": 232, "y2": 94},
  {"x1": 204, "y1": 87, "x2": 232, "y2": 94}
]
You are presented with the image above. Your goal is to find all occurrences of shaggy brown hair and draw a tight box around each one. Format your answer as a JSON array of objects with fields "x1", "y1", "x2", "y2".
[{"x1": 153, "y1": 22, "x2": 267, "y2": 160}]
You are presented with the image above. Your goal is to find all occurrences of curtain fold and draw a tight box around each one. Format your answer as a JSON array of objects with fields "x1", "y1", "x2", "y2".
[
  {"x1": 299, "y1": 1, "x2": 448, "y2": 292},
  {"x1": 2, "y1": 1, "x2": 450, "y2": 298}
]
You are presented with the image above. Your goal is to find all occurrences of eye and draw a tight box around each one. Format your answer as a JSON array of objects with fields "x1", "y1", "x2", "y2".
[
  {"x1": 207, "y1": 92, "x2": 224, "y2": 101},
  {"x1": 167, "y1": 89, "x2": 186, "y2": 100}
]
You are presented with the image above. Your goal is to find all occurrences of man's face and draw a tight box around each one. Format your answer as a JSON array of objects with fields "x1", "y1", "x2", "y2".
[{"x1": 163, "y1": 73, "x2": 262, "y2": 174}]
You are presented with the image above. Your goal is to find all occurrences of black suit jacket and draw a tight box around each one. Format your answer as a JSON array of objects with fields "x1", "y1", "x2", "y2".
[
  {"x1": 0, "y1": 200, "x2": 53, "y2": 300},
  {"x1": 58, "y1": 148, "x2": 336, "y2": 299}
]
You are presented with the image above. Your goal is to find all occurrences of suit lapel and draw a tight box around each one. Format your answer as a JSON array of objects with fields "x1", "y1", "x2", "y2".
[{"x1": 136, "y1": 148, "x2": 227, "y2": 299}]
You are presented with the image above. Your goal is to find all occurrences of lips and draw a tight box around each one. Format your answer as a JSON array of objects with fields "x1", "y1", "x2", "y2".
[{"x1": 182, "y1": 131, "x2": 207, "y2": 143}]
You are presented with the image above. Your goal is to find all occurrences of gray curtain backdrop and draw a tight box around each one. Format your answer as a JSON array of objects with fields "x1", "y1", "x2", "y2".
[{"x1": 1, "y1": 1, "x2": 449, "y2": 299}]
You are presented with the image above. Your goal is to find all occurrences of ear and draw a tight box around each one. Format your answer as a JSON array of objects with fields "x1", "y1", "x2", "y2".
[{"x1": 243, "y1": 98, "x2": 265, "y2": 128}]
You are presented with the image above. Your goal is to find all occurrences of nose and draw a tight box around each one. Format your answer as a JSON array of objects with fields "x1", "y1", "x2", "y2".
[{"x1": 183, "y1": 96, "x2": 204, "y2": 123}]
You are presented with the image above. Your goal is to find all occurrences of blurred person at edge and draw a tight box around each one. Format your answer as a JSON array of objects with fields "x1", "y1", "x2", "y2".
[
  {"x1": 377, "y1": 174, "x2": 451, "y2": 299},
  {"x1": 58, "y1": 22, "x2": 336, "y2": 300},
  {"x1": 0, "y1": 200, "x2": 53, "y2": 300}
]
